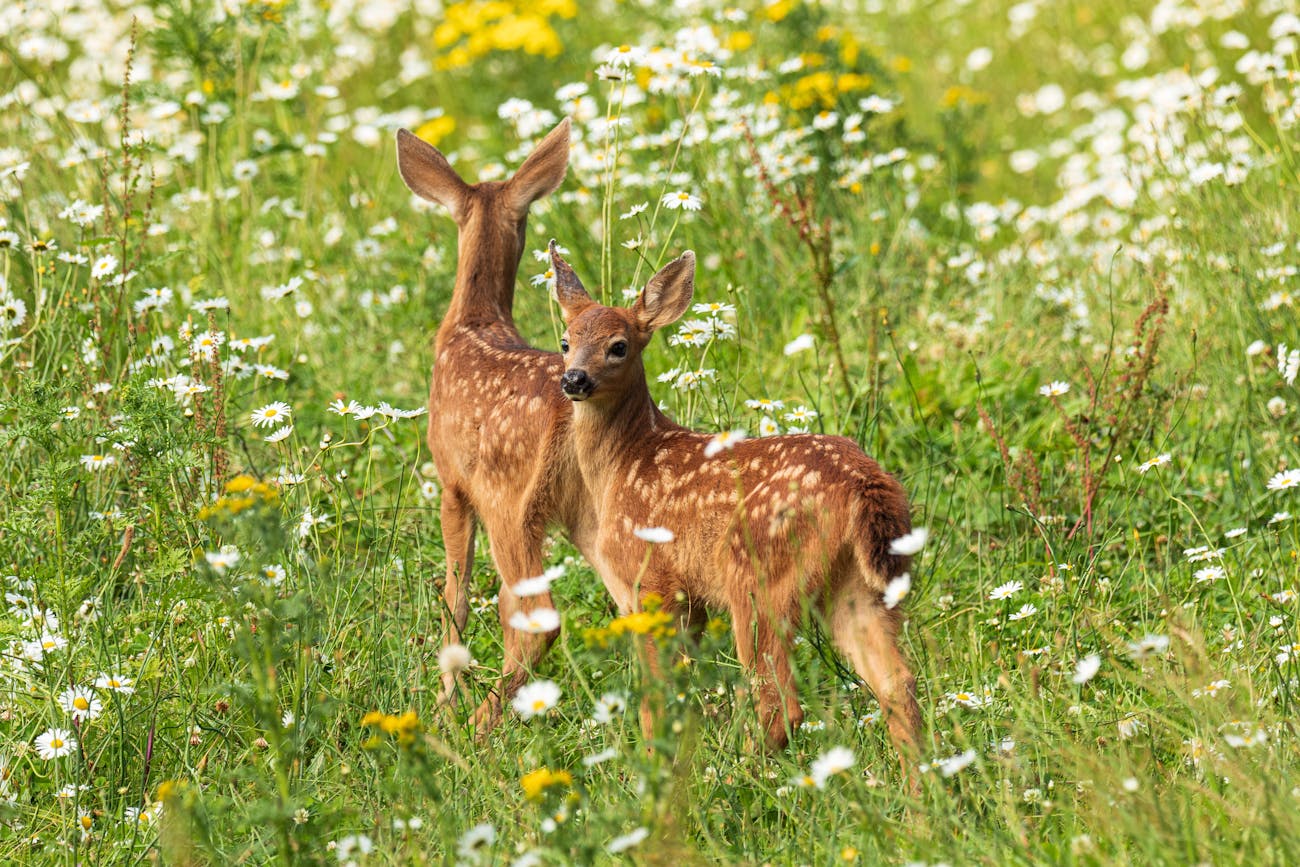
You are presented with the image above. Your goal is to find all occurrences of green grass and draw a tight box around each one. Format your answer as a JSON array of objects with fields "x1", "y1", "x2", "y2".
[{"x1": 2, "y1": 0, "x2": 1300, "y2": 863}]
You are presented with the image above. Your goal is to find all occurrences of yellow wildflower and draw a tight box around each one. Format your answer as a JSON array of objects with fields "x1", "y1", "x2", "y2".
[{"x1": 520, "y1": 767, "x2": 573, "y2": 801}]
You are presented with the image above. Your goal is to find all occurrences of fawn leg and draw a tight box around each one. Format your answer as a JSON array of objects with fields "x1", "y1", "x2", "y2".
[
  {"x1": 470, "y1": 524, "x2": 554, "y2": 736},
  {"x1": 438, "y1": 489, "x2": 476, "y2": 703},
  {"x1": 730, "y1": 589, "x2": 804, "y2": 751},
  {"x1": 636, "y1": 593, "x2": 687, "y2": 746},
  {"x1": 830, "y1": 583, "x2": 923, "y2": 786}
]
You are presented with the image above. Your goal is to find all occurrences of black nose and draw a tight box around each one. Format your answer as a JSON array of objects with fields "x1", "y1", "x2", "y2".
[{"x1": 561, "y1": 369, "x2": 593, "y2": 399}]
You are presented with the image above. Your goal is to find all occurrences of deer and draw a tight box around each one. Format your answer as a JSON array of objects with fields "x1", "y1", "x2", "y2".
[
  {"x1": 548, "y1": 240, "x2": 923, "y2": 775},
  {"x1": 394, "y1": 119, "x2": 597, "y2": 733}
]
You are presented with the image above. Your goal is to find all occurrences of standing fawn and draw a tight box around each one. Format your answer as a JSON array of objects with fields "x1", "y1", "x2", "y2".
[
  {"x1": 395, "y1": 120, "x2": 597, "y2": 732},
  {"x1": 549, "y1": 241, "x2": 923, "y2": 772}
]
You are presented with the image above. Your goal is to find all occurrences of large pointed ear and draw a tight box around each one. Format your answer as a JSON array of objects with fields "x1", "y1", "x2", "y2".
[
  {"x1": 549, "y1": 239, "x2": 594, "y2": 320},
  {"x1": 632, "y1": 252, "x2": 695, "y2": 332},
  {"x1": 396, "y1": 128, "x2": 471, "y2": 220},
  {"x1": 505, "y1": 118, "x2": 571, "y2": 216}
]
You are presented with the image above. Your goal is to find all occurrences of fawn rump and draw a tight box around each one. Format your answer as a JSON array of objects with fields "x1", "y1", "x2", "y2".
[
  {"x1": 548, "y1": 241, "x2": 923, "y2": 774},
  {"x1": 395, "y1": 120, "x2": 599, "y2": 733}
]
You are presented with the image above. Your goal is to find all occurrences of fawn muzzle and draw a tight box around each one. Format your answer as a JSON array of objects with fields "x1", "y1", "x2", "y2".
[{"x1": 560, "y1": 369, "x2": 594, "y2": 400}]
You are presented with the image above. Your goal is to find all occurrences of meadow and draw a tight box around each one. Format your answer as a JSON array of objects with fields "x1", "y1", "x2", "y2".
[{"x1": 2, "y1": 0, "x2": 1300, "y2": 863}]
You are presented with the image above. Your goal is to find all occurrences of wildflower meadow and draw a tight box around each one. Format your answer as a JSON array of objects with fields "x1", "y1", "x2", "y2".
[{"x1": 3, "y1": 0, "x2": 1300, "y2": 863}]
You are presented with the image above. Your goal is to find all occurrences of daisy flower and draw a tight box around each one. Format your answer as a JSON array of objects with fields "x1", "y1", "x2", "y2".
[
  {"x1": 809, "y1": 746, "x2": 855, "y2": 787},
  {"x1": 58, "y1": 686, "x2": 102, "y2": 722},
  {"x1": 882, "y1": 573, "x2": 911, "y2": 609},
  {"x1": 438, "y1": 643, "x2": 471, "y2": 675},
  {"x1": 508, "y1": 608, "x2": 560, "y2": 634},
  {"x1": 205, "y1": 547, "x2": 241, "y2": 574},
  {"x1": 35, "y1": 728, "x2": 76, "y2": 760},
  {"x1": 1267, "y1": 469, "x2": 1300, "y2": 491},
  {"x1": 513, "y1": 566, "x2": 565, "y2": 597},
  {"x1": 80, "y1": 454, "x2": 116, "y2": 472},
  {"x1": 250, "y1": 402, "x2": 292, "y2": 429},
  {"x1": 660, "y1": 190, "x2": 702, "y2": 211},
  {"x1": 329, "y1": 398, "x2": 363, "y2": 416},
  {"x1": 265, "y1": 425, "x2": 293, "y2": 443},
  {"x1": 90, "y1": 254, "x2": 118, "y2": 280},
  {"x1": 592, "y1": 692, "x2": 627, "y2": 724},
  {"x1": 935, "y1": 749, "x2": 977, "y2": 777},
  {"x1": 704, "y1": 429, "x2": 747, "y2": 457},
  {"x1": 458, "y1": 824, "x2": 496, "y2": 859},
  {"x1": 1127, "y1": 634, "x2": 1170, "y2": 659},
  {"x1": 1008, "y1": 602, "x2": 1038, "y2": 621},
  {"x1": 1136, "y1": 453, "x2": 1172, "y2": 474},
  {"x1": 783, "y1": 334, "x2": 815, "y2": 355},
  {"x1": 606, "y1": 827, "x2": 650, "y2": 854},
  {"x1": 889, "y1": 528, "x2": 929, "y2": 556},
  {"x1": 783, "y1": 406, "x2": 818, "y2": 424},
  {"x1": 1071, "y1": 654, "x2": 1101, "y2": 684},
  {"x1": 512, "y1": 680, "x2": 561, "y2": 720},
  {"x1": 988, "y1": 580, "x2": 1023, "y2": 600},
  {"x1": 1039, "y1": 380, "x2": 1070, "y2": 397}
]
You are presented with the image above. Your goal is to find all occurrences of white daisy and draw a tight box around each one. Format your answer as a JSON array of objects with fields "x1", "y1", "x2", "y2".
[
  {"x1": 250, "y1": 402, "x2": 292, "y2": 429},
  {"x1": 512, "y1": 680, "x2": 561, "y2": 720},
  {"x1": 35, "y1": 728, "x2": 76, "y2": 760}
]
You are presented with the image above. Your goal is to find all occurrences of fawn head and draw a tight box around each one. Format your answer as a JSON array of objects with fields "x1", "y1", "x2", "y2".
[
  {"x1": 548, "y1": 240, "x2": 695, "y2": 403},
  {"x1": 395, "y1": 118, "x2": 571, "y2": 265}
]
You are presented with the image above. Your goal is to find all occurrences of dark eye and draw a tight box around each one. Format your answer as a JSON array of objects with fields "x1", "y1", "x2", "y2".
[
  {"x1": 560, "y1": 338, "x2": 569, "y2": 353},
  {"x1": 609, "y1": 341, "x2": 627, "y2": 358}
]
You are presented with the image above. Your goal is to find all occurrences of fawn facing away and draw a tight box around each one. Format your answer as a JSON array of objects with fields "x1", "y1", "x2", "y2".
[
  {"x1": 395, "y1": 120, "x2": 598, "y2": 732},
  {"x1": 548, "y1": 241, "x2": 923, "y2": 771}
]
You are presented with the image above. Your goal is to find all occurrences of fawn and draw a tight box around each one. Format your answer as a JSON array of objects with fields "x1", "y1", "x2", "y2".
[
  {"x1": 548, "y1": 241, "x2": 923, "y2": 770},
  {"x1": 395, "y1": 120, "x2": 597, "y2": 732}
]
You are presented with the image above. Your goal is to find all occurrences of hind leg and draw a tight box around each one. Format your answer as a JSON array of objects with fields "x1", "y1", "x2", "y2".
[
  {"x1": 830, "y1": 582, "x2": 922, "y2": 783},
  {"x1": 438, "y1": 489, "x2": 477, "y2": 703}
]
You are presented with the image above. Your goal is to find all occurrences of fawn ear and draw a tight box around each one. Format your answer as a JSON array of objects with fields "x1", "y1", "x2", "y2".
[
  {"x1": 549, "y1": 239, "x2": 594, "y2": 320},
  {"x1": 396, "y1": 129, "x2": 470, "y2": 221},
  {"x1": 633, "y1": 251, "x2": 695, "y2": 332},
  {"x1": 505, "y1": 118, "x2": 571, "y2": 217}
]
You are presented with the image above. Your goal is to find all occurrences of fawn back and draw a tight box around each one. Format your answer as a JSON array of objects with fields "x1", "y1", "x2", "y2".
[{"x1": 549, "y1": 242, "x2": 922, "y2": 774}]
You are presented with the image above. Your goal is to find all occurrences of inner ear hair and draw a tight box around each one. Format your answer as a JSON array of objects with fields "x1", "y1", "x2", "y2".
[
  {"x1": 548, "y1": 239, "x2": 594, "y2": 317},
  {"x1": 506, "y1": 118, "x2": 571, "y2": 216},
  {"x1": 635, "y1": 251, "x2": 696, "y2": 331},
  {"x1": 395, "y1": 129, "x2": 470, "y2": 220}
]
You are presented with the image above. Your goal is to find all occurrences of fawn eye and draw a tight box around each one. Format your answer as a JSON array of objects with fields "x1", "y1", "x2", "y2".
[
  {"x1": 608, "y1": 341, "x2": 628, "y2": 359},
  {"x1": 560, "y1": 338, "x2": 569, "y2": 353}
]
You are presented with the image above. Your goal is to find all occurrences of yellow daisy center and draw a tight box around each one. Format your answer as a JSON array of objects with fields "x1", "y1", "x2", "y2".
[
  {"x1": 50, "y1": 738, "x2": 64, "y2": 749},
  {"x1": 74, "y1": 697, "x2": 89, "y2": 710}
]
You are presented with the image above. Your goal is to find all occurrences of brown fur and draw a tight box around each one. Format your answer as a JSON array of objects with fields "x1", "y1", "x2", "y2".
[
  {"x1": 551, "y1": 242, "x2": 922, "y2": 774},
  {"x1": 396, "y1": 120, "x2": 597, "y2": 732}
]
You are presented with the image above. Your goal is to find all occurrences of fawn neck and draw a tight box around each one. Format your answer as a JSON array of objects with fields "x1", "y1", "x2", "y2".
[
  {"x1": 570, "y1": 363, "x2": 665, "y2": 488},
  {"x1": 439, "y1": 202, "x2": 525, "y2": 343}
]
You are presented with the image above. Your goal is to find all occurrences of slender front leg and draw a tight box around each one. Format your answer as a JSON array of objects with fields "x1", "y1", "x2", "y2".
[
  {"x1": 469, "y1": 523, "x2": 556, "y2": 736},
  {"x1": 635, "y1": 592, "x2": 689, "y2": 745},
  {"x1": 438, "y1": 489, "x2": 476, "y2": 703}
]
